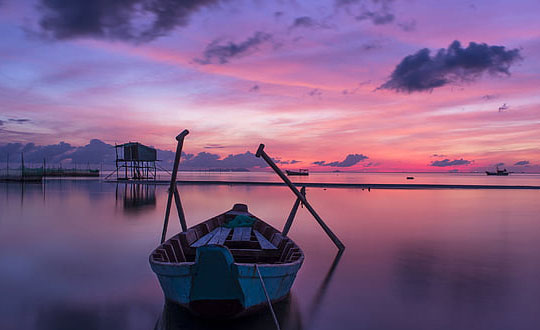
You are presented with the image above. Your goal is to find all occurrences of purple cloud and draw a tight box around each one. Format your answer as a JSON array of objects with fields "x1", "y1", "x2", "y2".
[
  {"x1": 37, "y1": 0, "x2": 226, "y2": 42},
  {"x1": 313, "y1": 153, "x2": 368, "y2": 167},
  {"x1": 430, "y1": 158, "x2": 472, "y2": 167},
  {"x1": 380, "y1": 41, "x2": 522, "y2": 93},
  {"x1": 194, "y1": 32, "x2": 272, "y2": 65}
]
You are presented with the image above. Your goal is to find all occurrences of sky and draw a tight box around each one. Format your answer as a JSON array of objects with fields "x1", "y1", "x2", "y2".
[{"x1": 0, "y1": 0, "x2": 539, "y2": 172}]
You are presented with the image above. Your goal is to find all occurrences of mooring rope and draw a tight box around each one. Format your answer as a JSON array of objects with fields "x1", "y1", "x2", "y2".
[{"x1": 255, "y1": 264, "x2": 281, "y2": 330}]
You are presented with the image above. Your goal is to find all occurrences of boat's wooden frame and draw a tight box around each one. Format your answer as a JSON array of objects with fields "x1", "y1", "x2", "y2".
[
  {"x1": 150, "y1": 205, "x2": 304, "y2": 318},
  {"x1": 150, "y1": 130, "x2": 344, "y2": 321}
]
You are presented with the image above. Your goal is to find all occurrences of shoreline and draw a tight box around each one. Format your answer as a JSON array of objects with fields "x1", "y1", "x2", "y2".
[{"x1": 102, "y1": 179, "x2": 540, "y2": 190}]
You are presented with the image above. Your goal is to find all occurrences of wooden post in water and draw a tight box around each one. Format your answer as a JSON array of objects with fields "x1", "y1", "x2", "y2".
[
  {"x1": 256, "y1": 144, "x2": 345, "y2": 251},
  {"x1": 282, "y1": 186, "x2": 306, "y2": 236},
  {"x1": 161, "y1": 130, "x2": 189, "y2": 243},
  {"x1": 21, "y1": 153, "x2": 25, "y2": 179}
]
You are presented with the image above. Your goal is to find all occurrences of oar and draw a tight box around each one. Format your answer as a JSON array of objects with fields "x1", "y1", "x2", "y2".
[
  {"x1": 256, "y1": 144, "x2": 345, "y2": 250},
  {"x1": 161, "y1": 130, "x2": 189, "y2": 243}
]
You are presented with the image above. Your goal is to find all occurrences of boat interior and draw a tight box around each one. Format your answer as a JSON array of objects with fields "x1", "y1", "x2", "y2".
[{"x1": 151, "y1": 208, "x2": 303, "y2": 265}]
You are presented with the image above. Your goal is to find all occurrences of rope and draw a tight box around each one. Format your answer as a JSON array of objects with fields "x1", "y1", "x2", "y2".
[{"x1": 255, "y1": 264, "x2": 281, "y2": 330}]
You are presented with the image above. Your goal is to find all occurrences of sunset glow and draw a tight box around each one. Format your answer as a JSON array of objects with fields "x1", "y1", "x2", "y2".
[{"x1": 1, "y1": 0, "x2": 539, "y2": 172}]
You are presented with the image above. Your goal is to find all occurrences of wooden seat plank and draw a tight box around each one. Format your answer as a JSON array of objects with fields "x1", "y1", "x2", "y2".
[
  {"x1": 208, "y1": 227, "x2": 232, "y2": 245},
  {"x1": 254, "y1": 230, "x2": 277, "y2": 250},
  {"x1": 232, "y1": 227, "x2": 252, "y2": 241},
  {"x1": 242, "y1": 227, "x2": 252, "y2": 241},
  {"x1": 191, "y1": 227, "x2": 220, "y2": 247}
]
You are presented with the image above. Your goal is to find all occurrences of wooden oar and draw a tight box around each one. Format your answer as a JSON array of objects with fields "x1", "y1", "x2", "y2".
[
  {"x1": 256, "y1": 144, "x2": 345, "y2": 250},
  {"x1": 161, "y1": 130, "x2": 189, "y2": 243}
]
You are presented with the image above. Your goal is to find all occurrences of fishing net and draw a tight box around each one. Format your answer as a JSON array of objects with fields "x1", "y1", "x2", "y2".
[{"x1": 224, "y1": 215, "x2": 256, "y2": 228}]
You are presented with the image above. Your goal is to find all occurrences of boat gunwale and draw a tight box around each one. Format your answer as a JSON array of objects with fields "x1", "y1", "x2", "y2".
[{"x1": 149, "y1": 208, "x2": 304, "y2": 268}]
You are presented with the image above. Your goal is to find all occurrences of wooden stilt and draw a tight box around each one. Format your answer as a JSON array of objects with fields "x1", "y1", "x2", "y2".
[
  {"x1": 282, "y1": 186, "x2": 305, "y2": 236},
  {"x1": 161, "y1": 130, "x2": 189, "y2": 243}
]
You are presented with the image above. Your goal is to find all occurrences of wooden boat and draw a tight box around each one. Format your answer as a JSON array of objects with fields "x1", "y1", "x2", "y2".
[
  {"x1": 486, "y1": 166, "x2": 509, "y2": 176},
  {"x1": 285, "y1": 169, "x2": 309, "y2": 176},
  {"x1": 150, "y1": 203, "x2": 303, "y2": 318},
  {"x1": 150, "y1": 131, "x2": 343, "y2": 322}
]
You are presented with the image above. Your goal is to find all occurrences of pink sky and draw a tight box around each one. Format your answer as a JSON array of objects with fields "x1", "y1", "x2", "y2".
[{"x1": 0, "y1": 0, "x2": 539, "y2": 172}]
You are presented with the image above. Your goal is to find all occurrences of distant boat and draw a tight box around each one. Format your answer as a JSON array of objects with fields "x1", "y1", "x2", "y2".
[
  {"x1": 486, "y1": 166, "x2": 509, "y2": 176},
  {"x1": 406, "y1": 176, "x2": 414, "y2": 180},
  {"x1": 285, "y1": 169, "x2": 309, "y2": 176}
]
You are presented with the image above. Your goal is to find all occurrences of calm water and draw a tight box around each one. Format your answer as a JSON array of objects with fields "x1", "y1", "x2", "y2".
[
  {"x1": 1, "y1": 176, "x2": 540, "y2": 330},
  {"x1": 140, "y1": 171, "x2": 540, "y2": 187}
]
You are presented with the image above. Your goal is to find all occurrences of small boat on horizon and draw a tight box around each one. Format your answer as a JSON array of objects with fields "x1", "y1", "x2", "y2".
[
  {"x1": 285, "y1": 169, "x2": 309, "y2": 176},
  {"x1": 486, "y1": 166, "x2": 510, "y2": 176}
]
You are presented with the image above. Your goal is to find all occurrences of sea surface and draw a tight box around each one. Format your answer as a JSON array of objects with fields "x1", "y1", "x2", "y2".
[
  {"x1": 1, "y1": 173, "x2": 540, "y2": 330},
  {"x1": 156, "y1": 171, "x2": 540, "y2": 186}
]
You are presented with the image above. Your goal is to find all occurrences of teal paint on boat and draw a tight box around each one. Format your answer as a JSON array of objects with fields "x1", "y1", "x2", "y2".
[
  {"x1": 190, "y1": 245, "x2": 244, "y2": 303},
  {"x1": 149, "y1": 205, "x2": 305, "y2": 318}
]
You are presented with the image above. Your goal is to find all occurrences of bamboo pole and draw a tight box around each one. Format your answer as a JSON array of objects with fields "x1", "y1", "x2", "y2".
[
  {"x1": 282, "y1": 186, "x2": 305, "y2": 236},
  {"x1": 161, "y1": 130, "x2": 189, "y2": 243},
  {"x1": 256, "y1": 144, "x2": 345, "y2": 250}
]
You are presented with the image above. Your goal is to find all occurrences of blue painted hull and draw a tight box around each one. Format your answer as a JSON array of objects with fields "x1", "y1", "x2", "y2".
[{"x1": 150, "y1": 249, "x2": 303, "y2": 317}]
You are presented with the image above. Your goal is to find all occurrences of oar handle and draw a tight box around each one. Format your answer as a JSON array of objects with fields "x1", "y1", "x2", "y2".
[{"x1": 176, "y1": 130, "x2": 189, "y2": 141}]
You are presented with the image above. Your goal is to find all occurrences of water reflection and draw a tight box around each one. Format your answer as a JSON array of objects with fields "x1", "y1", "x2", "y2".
[
  {"x1": 155, "y1": 295, "x2": 302, "y2": 330},
  {"x1": 394, "y1": 242, "x2": 510, "y2": 308},
  {"x1": 35, "y1": 302, "x2": 160, "y2": 330},
  {"x1": 2, "y1": 180, "x2": 540, "y2": 330},
  {"x1": 117, "y1": 183, "x2": 157, "y2": 213}
]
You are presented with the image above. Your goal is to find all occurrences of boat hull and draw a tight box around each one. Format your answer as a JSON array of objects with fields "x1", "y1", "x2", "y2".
[{"x1": 150, "y1": 245, "x2": 303, "y2": 318}]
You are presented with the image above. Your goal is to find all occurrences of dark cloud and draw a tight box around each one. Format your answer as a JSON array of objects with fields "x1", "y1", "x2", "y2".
[
  {"x1": 0, "y1": 141, "x2": 75, "y2": 163},
  {"x1": 0, "y1": 139, "x2": 271, "y2": 169},
  {"x1": 514, "y1": 160, "x2": 529, "y2": 166},
  {"x1": 397, "y1": 19, "x2": 416, "y2": 32},
  {"x1": 356, "y1": 11, "x2": 394, "y2": 25},
  {"x1": 308, "y1": 88, "x2": 322, "y2": 97},
  {"x1": 361, "y1": 41, "x2": 381, "y2": 51},
  {"x1": 194, "y1": 32, "x2": 272, "y2": 64},
  {"x1": 290, "y1": 16, "x2": 332, "y2": 30},
  {"x1": 313, "y1": 154, "x2": 368, "y2": 167},
  {"x1": 292, "y1": 16, "x2": 316, "y2": 28},
  {"x1": 36, "y1": 0, "x2": 226, "y2": 42},
  {"x1": 279, "y1": 159, "x2": 300, "y2": 165},
  {"x1": 337, "y1": 0, "x2": 396, "y2": 26},
  {"x1": 496, "y1": 162, "x2": 505, "y2": 166},
  {"x1": 180, "y1": 151, "x2": 267, "y2": 169},
  {"x1": 380, "y1": 41, "x2": 522, "y2": 93},
  {"x1": 204, "y1": 144, "x2": 226, "y2": 149},
  {"x1": 0, "y1": 120, "x2": 4, "y2": 126},
  {"x1": 8, "y1": 118, "x2": 31, "y2": 124},
  {"x1": 431, "y1": 153, "x2": 447, "y2": 157},
  {"x1": 430, "y1": 158, "x2": 472, "y2": 167},
  {"x1": 482, "y1": 94, "x2": 498, "y2": 100},
  {"x1": 249, "y1": 85, "x2": 260, "y2": 92}
]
